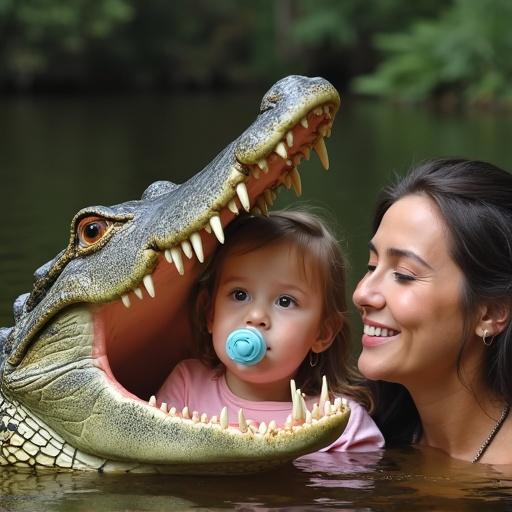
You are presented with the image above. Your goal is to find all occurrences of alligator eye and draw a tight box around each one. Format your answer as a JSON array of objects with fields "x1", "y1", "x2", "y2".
[{"x1": 77, "y1": 217, "x2": 111, "y2": 247}]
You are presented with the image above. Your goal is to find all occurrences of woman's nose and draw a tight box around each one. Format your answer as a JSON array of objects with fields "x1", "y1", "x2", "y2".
[{"x1": 352, "y1": 273, "x2": 385, "y2": 311}]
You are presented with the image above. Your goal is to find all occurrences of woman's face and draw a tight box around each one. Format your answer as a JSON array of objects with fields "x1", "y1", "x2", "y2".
[{"x1": 352, "y1": 194, "x2": 479, "y2": 390}]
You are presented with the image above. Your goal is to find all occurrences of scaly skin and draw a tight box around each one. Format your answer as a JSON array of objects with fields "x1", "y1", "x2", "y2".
[{"x1": 0, "y1": 75, "x2": 349, "y2": 474}]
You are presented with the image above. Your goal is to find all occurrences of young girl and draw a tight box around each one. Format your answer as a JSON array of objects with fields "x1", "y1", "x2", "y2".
[{"x1": 157, "y1": 210, "x2": 383, "y2": 451}]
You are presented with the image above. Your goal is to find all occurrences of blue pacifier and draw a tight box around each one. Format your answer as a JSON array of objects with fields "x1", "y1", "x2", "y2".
[{"x1": 225, "y1": 327, "x2": 267, "y2": 366}]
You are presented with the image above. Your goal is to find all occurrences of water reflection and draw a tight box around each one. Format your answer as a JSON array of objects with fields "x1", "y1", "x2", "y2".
[{"x1": 1, "y1": 448, "x2": 511, "y2": 511}]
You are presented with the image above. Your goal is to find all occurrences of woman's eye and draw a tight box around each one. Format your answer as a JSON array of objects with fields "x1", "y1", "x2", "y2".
[
  {"x1": 77, "y1": 217, "x2": 111, "y2": 247},
  {"x1": 393, "y1": 271, "x2": 416, "y2": 282},
  {"x1": 232, "y1": 289, "x2": 248, "y2": 302},
  {"x1": 367, "y1": 264, "x2": 376, "y2": 272},
  {"x1": 276, "y1": 295, "x2": 296, "y2": 308}
]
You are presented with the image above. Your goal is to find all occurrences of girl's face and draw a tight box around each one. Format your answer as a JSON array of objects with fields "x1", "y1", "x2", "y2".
[
  {"x1": 352, "y1": 194, "x2": 482, "y2": 391},
  {"x1": 208, "y1": 240, "x2": 334, "y2": 400}
]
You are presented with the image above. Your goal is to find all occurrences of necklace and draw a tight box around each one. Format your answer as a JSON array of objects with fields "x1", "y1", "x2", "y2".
[{"x1": 472, "y1": 404, "x2": 510, "y2": 463}]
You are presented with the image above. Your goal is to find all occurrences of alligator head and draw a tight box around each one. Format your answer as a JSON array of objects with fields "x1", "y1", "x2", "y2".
[{"x1": 0, "y1": 75, "x2": 349, "y2": 473}]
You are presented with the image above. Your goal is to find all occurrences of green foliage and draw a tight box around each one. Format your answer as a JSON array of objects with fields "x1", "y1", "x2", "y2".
[
  {"x1": 353, "y1": 0, "x2": 512, "y2": 106},
  {"x1": 0, "y1": 0, "x2": 498, "y2": 100},
  {"x1": 0, "y1": 0, "x2": 133, "y2": 88}
]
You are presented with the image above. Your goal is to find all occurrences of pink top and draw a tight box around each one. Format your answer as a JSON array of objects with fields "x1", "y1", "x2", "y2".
[{"x1": 156, "y1": 359, "x2": 384, "y2": 452}]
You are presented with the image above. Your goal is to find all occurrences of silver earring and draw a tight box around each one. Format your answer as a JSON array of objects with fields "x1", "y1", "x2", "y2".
[
  {"x1": 482, "y1": 329, "x2": 494, "y2": 346},
  {"x1": 309, "y1": 351, "x2": 319, "y2": 367}
]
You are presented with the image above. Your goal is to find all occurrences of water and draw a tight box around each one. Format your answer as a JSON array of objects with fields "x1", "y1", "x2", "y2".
[
  {"x1": 0, "y1": 448, "x2": 511, "y2": 511},
  {"x1": 1, "y1": 92, "x2": 512, "y2": 510}
]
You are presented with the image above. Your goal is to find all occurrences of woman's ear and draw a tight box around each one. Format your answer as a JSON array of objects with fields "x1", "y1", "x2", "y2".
[
  {"x1": 475, "y1": 302, "x2": 511, "y2": 338},
  {"x1": 312, "y1": 317, "x2": 342, "y2": 353}
]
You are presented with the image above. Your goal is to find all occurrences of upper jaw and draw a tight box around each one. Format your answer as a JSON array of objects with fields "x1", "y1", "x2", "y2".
[{"x1": 8, "y1": 89, "x2": 337, "y2": 369}]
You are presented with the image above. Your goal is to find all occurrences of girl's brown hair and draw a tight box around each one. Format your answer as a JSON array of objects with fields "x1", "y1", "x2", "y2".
[{"x1": 192, "y1": 209, "x2": 373, "y2": 411}]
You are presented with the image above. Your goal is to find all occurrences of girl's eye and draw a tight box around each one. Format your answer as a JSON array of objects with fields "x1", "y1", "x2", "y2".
[
  {"x1": 77, "y1": 217, "x2": 111, "y2": 247},
  {"x1": 276, "y1": 295, "x2": 296, "y2": 308},
  {"x1": 232, "y1": 289, "x2": 248, "y2": 302},
  {"x1": 367, "y1": 264, "x2": 377, "y2": 272}
]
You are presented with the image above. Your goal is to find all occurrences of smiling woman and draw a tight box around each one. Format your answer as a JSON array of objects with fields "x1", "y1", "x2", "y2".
[{"x1": 353, "y1": 158, "x2": 512, "y2": 465}]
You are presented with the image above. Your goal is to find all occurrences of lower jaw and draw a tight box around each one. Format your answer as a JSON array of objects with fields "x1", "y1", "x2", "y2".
[{"x1": 361, "y1": 334, "x2": 397, "y2": 348}]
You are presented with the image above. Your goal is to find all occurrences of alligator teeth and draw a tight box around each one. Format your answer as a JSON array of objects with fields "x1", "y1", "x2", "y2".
[
  {"x1": 251, "y1": 167, "x2": 261, "y2": 179},
  {"x1": 134, "y1": 287, "x2": 143, "y2": 300},
  {"x1": 164, "y1": 249, "x2": 173, "y2": 263},
  {"x1": 268, "y1": 420, "x2": 277, "y2": 433},
  {"x1": 190, "y1": 232, "x2": 204, "y2": 263},
  {"x1": 220, "y1": 406, "x2": 228, "y2": 429},
  {"x1": 228, "y1": 199, "x2": 239, "y2": 214},
  {"x1": 259, "y1": 421, "x2": 268, "y2": 435},
  {"x1": 324, "y1": 400, "x2": 332, "y2": 417},
  {"x1": 192, "y1": 411, "x2": 200, "y2": 423},
  {"x1": 204, "y1": 224, "x2": 212, "y2": 234},
  {"x1": 264, "y1": 189, "x2": 274, "y2": 206},
  {"x1": 236, "y1": 182, "x2": 250, "y2": 212},
  {"x1": 314, "y1": 106, "x2": 323, "y2": 116},
  {"x1": 201, "y1": 413, "x2": 208, "y2": 423},
  {"x1": 257, "y1": 196, "x2": 268, "y2": 216},
  {"x1": 293, "y1": 389, "x2": 305, "y2": 421},
  {"x1": 149, "y1": 395, "x2": 156, "y2": 407},
  {"x1": 319, "y1": 124, "x2": 329, "y2": 137},
  {"x1": 169, "y1": 407, "x2": 176, "y2": 416},
  {"x1": 302, "y1": 146, "x2": 311, "y2": 160},
  {"x1": 209, "y1": 215, "x2": 224, "y2": 244},
  {"x1": 319, "y1": 375, "x2": 329, "y2": 411},
  {"x1": 286, "y1": 130, "x2": 294, "y2": 148},
  {"x1": 181, "y1": 240, "x2": 193, "y2": 259},
  {"x1": 314, "y1": 137, "x2": 329, "y2": 170},
  {"x1": 257, "y1": 158, "x2": 269, "y2": 173},
  {"x1": 291, "y1": 167, "x2": 302, "y2": 197},
  {"x1": 292, "y1": 154, "x2": 303, "y2": 167},
  {"x1": 312, "y1": 403, "x2": 321, "y2": 420},
  {"x1": 170, "y1": 247, "x2": 185, "y2": 274},
  {"x1": 182, "y1": 406, "x2": 190, "y2": 419},
  {"x1": 283, "y1": 174, "x2": 292, "y2": 189},
  {"x1": 275, "y1": 141, "x2": 288, "y2": 160},
  {"x1": 143, "y1": 274, "x2": 156, "y2": 298},
  {"x1": 238, "y1": 409, "x2": 248, "y2": 433},
  {"x1": 300, "y1": 116, "x2": 309, "y2": 129},
  {"x1": 121, "y1": 294, "x2": 131, "y2": 308},
  {"x1": 160, "y1": 402, "x2": 168, "y2": 413},
  {"x1": 250, "y1": 206, "x2": 262, "y2": 215}
]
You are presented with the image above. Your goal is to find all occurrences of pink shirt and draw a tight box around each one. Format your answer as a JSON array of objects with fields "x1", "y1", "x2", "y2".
[{"x1": 156, "y1": 359, "x2": 384, "y2": 452}]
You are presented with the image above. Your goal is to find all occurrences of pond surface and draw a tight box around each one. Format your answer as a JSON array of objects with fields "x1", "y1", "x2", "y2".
[
  {"x1": 1, "y1": 92, "x2": 512, "y2": 510},
  {"x1": 1, "y1": 448, "x2": 512, "y2": 511}
]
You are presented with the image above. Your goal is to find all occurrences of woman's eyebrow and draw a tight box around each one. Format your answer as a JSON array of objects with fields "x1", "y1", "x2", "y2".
[{"x1": 368, "y1": 241, "x2": 433, "y2": 270}]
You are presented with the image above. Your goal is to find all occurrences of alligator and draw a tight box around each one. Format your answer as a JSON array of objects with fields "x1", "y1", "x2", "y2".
[{"x1": 0, "y1": 75, "x2": 350, "y2": 474}]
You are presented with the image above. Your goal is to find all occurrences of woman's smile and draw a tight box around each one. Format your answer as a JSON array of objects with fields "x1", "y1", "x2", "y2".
[{"x1": 361, "y1": 322, "x2": 399, "y2": 347}]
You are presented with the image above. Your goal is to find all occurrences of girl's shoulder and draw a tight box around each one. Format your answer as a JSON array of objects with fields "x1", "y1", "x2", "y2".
[{"x1": 174, "y1": 358, "x2": 219, "y2": 382}]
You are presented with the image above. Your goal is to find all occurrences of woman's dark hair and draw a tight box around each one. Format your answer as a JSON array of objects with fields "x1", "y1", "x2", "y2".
[{"x1": 370, "y1": 158, "x2": 512, "y2": 446}]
